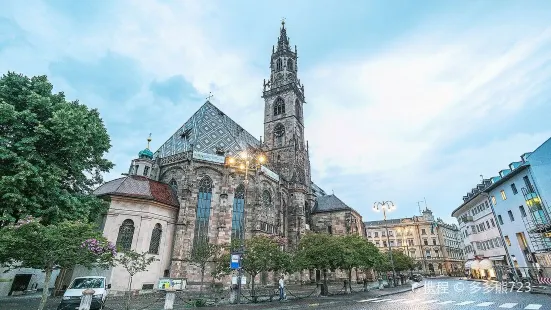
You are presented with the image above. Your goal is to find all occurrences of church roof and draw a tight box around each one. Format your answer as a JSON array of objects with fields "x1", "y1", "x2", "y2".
[
  {"x1": 312, "y1": 194, "x2": 354, "y2": 214},
  {"x1": 154, "y1": 101, "x2": 260, "y2": 158},
  {"x1": 93, "y1": 175, "x2": 179, "y2": 208}
]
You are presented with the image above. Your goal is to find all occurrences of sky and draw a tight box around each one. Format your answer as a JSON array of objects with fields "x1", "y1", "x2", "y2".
[{"x1": 2, "y1": 0, "x2": 551, "y2": 224}]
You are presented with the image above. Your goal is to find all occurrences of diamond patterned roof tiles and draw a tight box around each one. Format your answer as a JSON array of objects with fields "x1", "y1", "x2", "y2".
[
  {"x1": 155, "y1": 101, "x2": 260, "y2": 158},
  {"x1": 93, "y1": 175, "x2": 179, "y2": 207}
]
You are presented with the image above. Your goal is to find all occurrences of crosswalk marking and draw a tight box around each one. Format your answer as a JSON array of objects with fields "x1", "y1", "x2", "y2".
[
  {"x1": 438, "y1": 301, "x2": 455, "y2": 305},
  {"x1": 456, "y1": 301, "x2": 476, "y2": 305},
  {"x1": 387, "y1": 298, "x2": 407, "y2": 303},
  {"x1": 476, "y1": 302, "x2": 495, "y2": 307},
  {"x1": 355, "y1": 297, "x2": 541, "y2": 309},
  {"x1": 357, "y1": 298, "x2": 380, "y2": 302}
]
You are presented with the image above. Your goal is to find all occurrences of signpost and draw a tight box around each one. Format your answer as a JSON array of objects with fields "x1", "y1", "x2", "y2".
[{"x1": 231, "y1": 253, "x2": 243, "y2": 304}]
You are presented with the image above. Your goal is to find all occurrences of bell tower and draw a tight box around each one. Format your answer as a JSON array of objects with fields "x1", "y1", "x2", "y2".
[
  {"x1": 262, "y1": 20, "x2": 308, "y2": 185},
  {"x1": 262, "y1": 21, "x2": 312, "y2": 249}
]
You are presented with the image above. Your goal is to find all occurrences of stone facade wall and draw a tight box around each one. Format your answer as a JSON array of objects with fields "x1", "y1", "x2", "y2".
[{"x1": 311, "y1": 210, "x2": 364, "y2": 236}]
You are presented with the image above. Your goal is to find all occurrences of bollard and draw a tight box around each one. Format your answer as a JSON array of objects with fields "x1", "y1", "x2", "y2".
[
  {"x1": 79, "y1": 289, "x2": 95, "y2": 310},
  {"x1": 229, "y1": 285, "x2": 238, "y2": 304},
  {"x1": 164, "y1": 288, "x2": 176, "y2": 310}
]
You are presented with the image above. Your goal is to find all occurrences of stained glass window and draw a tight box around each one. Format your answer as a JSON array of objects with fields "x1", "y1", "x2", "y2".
[
  {"x1": 116, "y1": 219, "x2": 134, "y2": 251},
  {"x1": 148, "y1": 223, "x2": 162, "y2": 254},
  {"x1": 192, "y1": 177, "x2": 213, "y2": 253},
  {"x1": 231, "y1": 184, "x2": 245, "y2": 241},
  {"x1": 263, "y1": 190, "x2": 272, "y2": 230}
]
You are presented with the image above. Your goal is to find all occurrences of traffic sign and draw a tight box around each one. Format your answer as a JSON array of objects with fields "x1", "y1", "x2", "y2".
[{"x1": 230, "y1": 253, "x2": 241, "y2": 269}]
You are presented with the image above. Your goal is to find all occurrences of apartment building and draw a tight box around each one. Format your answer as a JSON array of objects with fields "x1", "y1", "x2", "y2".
[{"x1": 365, "y1": 209, "x2": 463, "y2": 275}]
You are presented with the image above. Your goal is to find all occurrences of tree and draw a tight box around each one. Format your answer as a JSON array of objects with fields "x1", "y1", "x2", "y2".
[
  {"x1": 0, "y1": 72, "x2": 113, "y2": 227},
  {"x1": 295, "y1": 233, "x2": 340, "y2": 295},
  {"x1": 334, "y1": 235, "x2": 379, "y2": 292},
  {"x1": 189, "y1": 242, "x2": 222, "y2": 295},
  {"x1": 115, "y1": 250, "x2": 157, "y2": 310},
  {"x1": 0, "y1": 218, "x2": 116, "y2": 310},
  {"x1": 240, "y1": 235, "x2": 287, "y2": 298}
]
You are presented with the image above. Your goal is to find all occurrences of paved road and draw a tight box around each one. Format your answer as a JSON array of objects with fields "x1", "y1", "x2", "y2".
[
  {"x1": 2, "y1": 279, "x2": 548, "y2": 310},
  {"x1": 325, "y1": 279, "x2": 550, "y2": 310}
]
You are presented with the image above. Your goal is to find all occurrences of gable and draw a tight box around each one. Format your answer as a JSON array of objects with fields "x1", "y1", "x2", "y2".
[{"x1": 155, "y1": 101, "x2": 260, "y2": 158}]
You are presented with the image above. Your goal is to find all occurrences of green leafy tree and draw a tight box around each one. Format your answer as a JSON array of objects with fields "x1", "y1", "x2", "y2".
[
  {"x1": 0, "y1": 72, "x2": 113, "y2": 226},
  {"x1": 295, "y1": 233, "x2": 340, "y2": 295},
  {"x1": 391, "y1": 249, "x2": 416, "y2": 272},
  {"x1": 190, "y1": 242, "x2": 222, "y2": 295},
  {"x1": 241, "y1": 235, "x2": 287, "y2": 298},
  {"x1": 115, "y1": 250, "x2": 157, "y2": 310},
  {"x1": 0, "y1": 218, "x2": 116, "y2": 310},
  {"x1": 334, "y1": 235, "x2": 379, "y2": 292}
]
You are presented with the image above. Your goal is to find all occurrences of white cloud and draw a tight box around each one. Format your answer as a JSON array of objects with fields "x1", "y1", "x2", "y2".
[{"x1": 305, "y1": 23, "x2": 551, "y2": 182}]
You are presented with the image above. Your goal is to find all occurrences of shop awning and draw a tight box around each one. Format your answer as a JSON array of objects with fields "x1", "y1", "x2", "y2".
[
  {"x1": 479, "y1": 259, "x2": 493, "y2": 270},
  {"x1": 471, "y1": 260, "x2": 481, "y2": 270},
  {"x1": 464, "y1": 260, "x2": 473, "y2": 269},
  {"x1": 489, "y1": 256, "x2": 505, "y2": 261}
]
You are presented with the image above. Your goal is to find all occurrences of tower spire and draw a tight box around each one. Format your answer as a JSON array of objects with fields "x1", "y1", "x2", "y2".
[
  {"x1": 147, "y1": 133, "x2": 152, "y2": 149},
  {"x1": 277, "y1": 18, "x2": 290, "y2": 51}
]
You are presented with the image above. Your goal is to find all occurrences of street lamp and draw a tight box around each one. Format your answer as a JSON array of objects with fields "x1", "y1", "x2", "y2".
[
  {"x1": 224, "y1": 148, "x2": 267, "y2": 304},
  {"x1": 373, "y1": 201, "x2": 397, "y2": 287}
]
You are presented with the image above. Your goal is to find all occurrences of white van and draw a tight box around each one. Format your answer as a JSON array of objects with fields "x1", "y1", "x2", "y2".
[{"x1": 57, "y1": 276, "x2": 110, "y2": 310}]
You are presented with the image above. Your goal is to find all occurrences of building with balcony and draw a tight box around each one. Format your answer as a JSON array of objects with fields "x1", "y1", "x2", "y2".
[
  {"x1": 482, "y1": 138, "x2": 551, "y2": 278},
  {"x1": 451, "y1": 179, "x2": 508, "y2": 279},
  {"x1": 364, "y1": 209, "x2": 463, "y2": 275}
]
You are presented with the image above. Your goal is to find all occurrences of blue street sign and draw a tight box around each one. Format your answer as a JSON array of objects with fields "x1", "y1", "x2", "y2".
[{"x1": 230, "y1": 254, "x2": 241, "y2": 270}]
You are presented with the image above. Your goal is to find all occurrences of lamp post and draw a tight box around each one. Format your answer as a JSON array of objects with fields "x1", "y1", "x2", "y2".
[
  {"x1": 225, "y1": 148, "x2": 267, "y2": 304},
  {"x1": 373, "y1": 201, "x2": 396, "y2": 287}
]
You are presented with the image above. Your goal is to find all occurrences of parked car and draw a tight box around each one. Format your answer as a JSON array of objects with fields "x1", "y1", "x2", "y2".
[{"x1": 57, "y1": 276, "x2": 110, "y2": 310}]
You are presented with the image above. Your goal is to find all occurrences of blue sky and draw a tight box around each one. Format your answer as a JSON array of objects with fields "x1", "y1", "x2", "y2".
[{"x1": 2, "y1": 0, "x2": 551, "y2": 224}]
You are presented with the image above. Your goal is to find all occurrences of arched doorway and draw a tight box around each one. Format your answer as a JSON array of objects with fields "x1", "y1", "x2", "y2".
[{"x1": 428, "y1": 263, "x2": 434, "y2": 275}]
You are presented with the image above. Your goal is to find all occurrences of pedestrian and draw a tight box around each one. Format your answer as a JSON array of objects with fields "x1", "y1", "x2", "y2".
[{"x1": 278, "y1": 275, "x2": 285, "y2": 301}]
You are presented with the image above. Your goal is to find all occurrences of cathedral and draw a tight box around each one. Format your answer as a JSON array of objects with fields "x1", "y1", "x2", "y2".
[{"x1": 85, "y1": 21, "x2": 364, "y2": 291}]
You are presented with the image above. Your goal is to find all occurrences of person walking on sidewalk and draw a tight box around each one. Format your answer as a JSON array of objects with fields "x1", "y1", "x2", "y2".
[{"x1": 278, "y1": 275, "x2": 285, "y2": 301}]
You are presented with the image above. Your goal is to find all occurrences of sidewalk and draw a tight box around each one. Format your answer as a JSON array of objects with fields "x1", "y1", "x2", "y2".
[{"x1": 200, "y1": 282, "x2": 423, "y2": 310}]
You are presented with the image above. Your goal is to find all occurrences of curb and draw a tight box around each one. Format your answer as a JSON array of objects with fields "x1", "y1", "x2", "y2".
[{"x1": 375, "y1": 284, "x2": 425, "y2": 298}]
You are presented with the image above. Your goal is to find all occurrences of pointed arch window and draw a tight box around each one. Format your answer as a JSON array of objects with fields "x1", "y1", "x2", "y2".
[
  {"x1": 148, "y1": 223, "x2": 162, "y2": 254},
  {"x1": 287, "y1": 59, "x2": 293, "y2": 71},
  {"x1": 276, "y1": 58, "x2": 283, "y2": 71},
  {"x1": 295, "y1": 99, "x2": 301, "y2": 120},
  {"x1": 262, "y1": 190, "x2": 272, "y2": 230},
  {"x1": 169, "y1": 179, "x2": 178, "y2": 191},
  {"x1": 273, "y1": 97, "x2": 285, "y2": 116},
  {"x1": 231, "y1": 184, "x2": 246, "y2": 241},
  {"x1": 192, "y1": 177, "x2": 213, "y2": 253},
  {"x1": 116, "y1": 219, "x2": 135, "y2": 251}
]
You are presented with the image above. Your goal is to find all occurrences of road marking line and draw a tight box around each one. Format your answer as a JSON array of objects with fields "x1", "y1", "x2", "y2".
[
  {"x1": 357, "y1": 298, "x2": 380, "y2": 302},
  {"x1": 456, "y1": 301, "x2": 476, "y2": 305},
  {"x1": 438, "y1": 301, "x2": 455, "y2": 304},
  {"x1": 525, "y1": 305, "x2": 542, "y2": 310},
  {"x1": 387, "y1": 298, "x2": 407, "y2": 303},
  {"x1": 499, "y1": 304, "x2": 517, "y2": 308},
  {"x1": 422, "y1": 300, "x2": 439, "y2": 304},
  {"x1": 371, "y1": 298, "x2": 393, "y2": 303},
  {"x1": 476, "y1": 302, "x2": 495, "y2": 306},
  {"x1": 401, "y1": 299, "x2": 420, "y2": 304}
]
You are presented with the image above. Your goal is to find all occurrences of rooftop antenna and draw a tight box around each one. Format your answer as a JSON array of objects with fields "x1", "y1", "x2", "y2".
[{"x1": 417, "y1": 201, "x2": 423, "y2": 215}]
